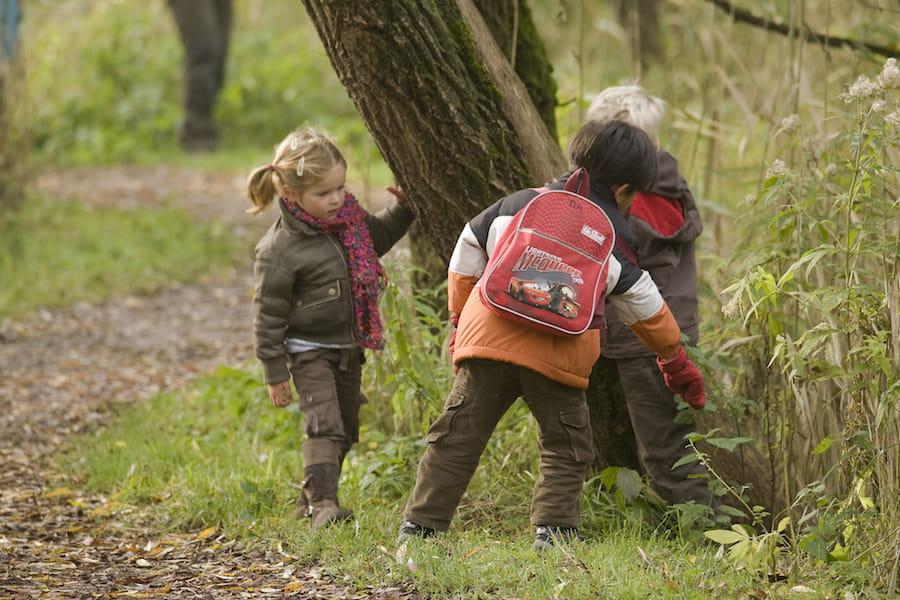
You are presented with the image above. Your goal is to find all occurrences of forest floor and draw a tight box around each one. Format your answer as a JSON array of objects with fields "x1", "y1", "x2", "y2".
[{"x1": 0, "y1": 166, "x2": 414, "y2": 599}]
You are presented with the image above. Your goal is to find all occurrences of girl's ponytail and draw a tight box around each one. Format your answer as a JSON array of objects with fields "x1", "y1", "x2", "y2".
[{"x1": 246, "y1": 164, "x2": 280, "y2": 215}]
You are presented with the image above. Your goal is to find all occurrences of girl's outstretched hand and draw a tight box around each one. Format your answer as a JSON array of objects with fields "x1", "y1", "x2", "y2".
[
  {"x1": 385, "y1": 185, "x2": 407, "y2": 205},
  {"x1": 267, "y1": 380, "x2": 293, "y2": 407}
]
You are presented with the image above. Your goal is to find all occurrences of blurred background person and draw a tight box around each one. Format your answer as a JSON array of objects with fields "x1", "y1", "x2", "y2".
[{"x1": 167, "y1": 0, "x2": 232, "y2": 153}]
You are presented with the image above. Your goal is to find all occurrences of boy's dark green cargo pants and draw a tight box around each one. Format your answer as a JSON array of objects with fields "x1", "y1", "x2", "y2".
[{"x1": 404, "y1": 358, "x2": 595, "y2": 531}]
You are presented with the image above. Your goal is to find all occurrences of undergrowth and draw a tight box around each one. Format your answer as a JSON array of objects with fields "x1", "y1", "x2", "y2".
[
  {"x1": 56, "y1": 263, "x2": 877, "y2": 600},
  {"x1": 0, "y1": 195, "x2": 243, "y2": 320}
]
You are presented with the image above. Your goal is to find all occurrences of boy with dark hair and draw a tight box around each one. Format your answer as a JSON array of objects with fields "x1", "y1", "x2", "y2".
[{"x1": 398, "y1": 120, "x2": 706, "y2": 549}]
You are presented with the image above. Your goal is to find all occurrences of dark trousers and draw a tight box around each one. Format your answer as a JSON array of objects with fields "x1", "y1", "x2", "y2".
[
  {"x1": 288, "y1": 347, "x2": 364, "y2": 465},
  {"x1": 167, "y1": 0, "x2": 232, "y2": 142},
  {"x1": 615, "y1": 355, "x2": 719, "y2": 506},
  {"x1": 404, "y1": 358, "x2": 595, "y2": 531}
]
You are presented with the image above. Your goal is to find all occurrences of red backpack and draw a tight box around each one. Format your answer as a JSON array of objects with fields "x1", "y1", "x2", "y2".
[{"x1": 479, "y1": 168, "x2": 616, "y2": 336}]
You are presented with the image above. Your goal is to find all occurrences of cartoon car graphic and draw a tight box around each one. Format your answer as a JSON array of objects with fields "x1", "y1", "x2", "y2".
[{"x1": 507, "y1": 278, "x2": 580, "y2": 318}]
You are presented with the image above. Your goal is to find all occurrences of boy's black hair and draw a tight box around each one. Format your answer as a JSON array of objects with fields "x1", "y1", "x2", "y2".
[{"x1": 568, "y1": 119, "x2": 658, "y2": 192}]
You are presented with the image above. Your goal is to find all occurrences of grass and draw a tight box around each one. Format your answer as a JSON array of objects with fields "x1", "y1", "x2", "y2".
[
  {"x1": 0, "y1": 194, "x2": 244, "y2": 320},
  {"x1": 56, "y1": 362, "x2": 860, "y2": 600}
]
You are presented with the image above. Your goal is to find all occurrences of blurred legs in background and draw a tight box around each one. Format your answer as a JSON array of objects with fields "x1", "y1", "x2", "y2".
[{"x1": 167, "y1": 0, "x2": 232, "y2": 153}]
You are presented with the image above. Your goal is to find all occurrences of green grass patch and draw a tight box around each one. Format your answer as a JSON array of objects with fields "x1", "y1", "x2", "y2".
[
  {"x1": 57, "y1": 362, "x2": 862, "y2": 600},
  {"x1": 0, "y1": 195, "x2": 244, "y2": 320}
]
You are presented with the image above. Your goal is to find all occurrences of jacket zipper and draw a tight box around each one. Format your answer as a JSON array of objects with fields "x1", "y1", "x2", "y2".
[{"x1": 327, "y1": 234, "x2": 357, "y2": 341}]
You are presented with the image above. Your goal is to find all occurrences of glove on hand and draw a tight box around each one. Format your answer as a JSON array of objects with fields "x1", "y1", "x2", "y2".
[{"x1": 657, "y1": 346, "x2": 706, "y2": 409}]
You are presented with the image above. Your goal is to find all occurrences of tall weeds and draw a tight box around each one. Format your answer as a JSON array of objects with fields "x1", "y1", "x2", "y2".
[{"x1": 720, "y1": 59, "x2": 899, "y2": 577}]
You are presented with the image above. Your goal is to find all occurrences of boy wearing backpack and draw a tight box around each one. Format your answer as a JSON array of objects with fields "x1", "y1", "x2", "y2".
[
  {"x1": 586, "y1": 85, "x2": 720, "y2": 512},
  {"x1": 398, "y1": 120, "x2": 706, "y2": 549}
]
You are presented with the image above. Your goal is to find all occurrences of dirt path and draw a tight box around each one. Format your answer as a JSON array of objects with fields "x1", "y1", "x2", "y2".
[{"x1": 0, "y1": 167, "x2": 413, "y2": 599}]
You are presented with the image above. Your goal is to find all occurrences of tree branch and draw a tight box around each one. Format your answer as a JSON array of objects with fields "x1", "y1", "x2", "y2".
[{"x1": 704, "y1": 0, "x2": 897, "y2": 58}]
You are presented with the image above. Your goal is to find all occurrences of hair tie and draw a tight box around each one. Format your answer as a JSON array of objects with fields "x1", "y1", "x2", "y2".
[{"x1": 267, "y1": 164, "x2": 275, "y2": 171}]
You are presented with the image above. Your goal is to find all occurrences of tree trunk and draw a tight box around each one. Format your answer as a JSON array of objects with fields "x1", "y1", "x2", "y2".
[
  {"x1": 404, "y1": 0, "x2": 563, "y2": 299},
  {"x1": 474, "y1": 0, "x2": 558, "y2": 140},
  {"x1": 611, "y1": 0, "x2": 662, "y2": 74},
  {"x1": 300, "y1": 0, "x2": 546, "y2": 261},
  {"x1": 587, "y1": 358, "x2": 641, "y2": 471}
]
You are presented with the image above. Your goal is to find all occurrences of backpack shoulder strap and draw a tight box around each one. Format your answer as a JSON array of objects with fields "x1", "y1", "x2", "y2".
[{"x1": 564, "y1": 168, "x2": 590, "y2": 196}]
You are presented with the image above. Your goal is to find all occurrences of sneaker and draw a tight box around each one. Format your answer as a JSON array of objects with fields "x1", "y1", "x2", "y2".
[
  {"x1": 397, "y1": 519, "x2": 436, "y2": 541},
  {"x1": 532, "y1": 525, "x2": 585, "y2": 551}
]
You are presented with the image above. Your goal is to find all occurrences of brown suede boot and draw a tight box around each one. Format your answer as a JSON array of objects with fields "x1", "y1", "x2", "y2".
[{"x1": 299, "y1": 440, "x2": 353, "y2": 528}]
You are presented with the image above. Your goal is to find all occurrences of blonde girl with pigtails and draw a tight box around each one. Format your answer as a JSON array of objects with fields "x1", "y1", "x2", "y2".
[{"x1": 247, "y1": 127, "x2": 413, "y2": 527}]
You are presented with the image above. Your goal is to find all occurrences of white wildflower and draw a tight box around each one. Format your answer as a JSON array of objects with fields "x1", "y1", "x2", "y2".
[
  {"x1": 780, "y1": 114, "x2": 801, "y2": 134},
  {"x1": 878, "y1": 57, "x2": 900, "y2": 89},
  {"x1": 766, "y1": 158, "x2": 790, "y2": 179},
  {"x1": 722, "y1": 295, "x2": 742, "y2": 318},
  {"x1": 803, "y1": 133, "x2": 831, "y2": 157},
  {"x1": 871, "y1": 98, "x2": 886, "y2": 113},
  {"x1": 845, "y1": 75, "x2": 877, "y2": 102},
  {"x1": 886, "y1": 111, "x2": 900, "y2": 127}
]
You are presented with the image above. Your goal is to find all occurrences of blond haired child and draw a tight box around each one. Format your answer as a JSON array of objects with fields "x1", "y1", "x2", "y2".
[
  {"x1": 587, "y1": 85, "x2": 720, "y2": 513},
  {"x1": 247, "y1": 127, "x2": 413, "y2": 527}
]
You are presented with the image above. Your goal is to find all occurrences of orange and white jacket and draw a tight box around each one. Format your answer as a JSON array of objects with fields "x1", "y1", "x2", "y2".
[{"x1": 448, "y1": 180, "x2": 683, "y2": 390}]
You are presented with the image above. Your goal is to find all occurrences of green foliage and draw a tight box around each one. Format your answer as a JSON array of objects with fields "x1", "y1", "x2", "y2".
[
  {"x1": 61, "y1": 362, "x2": 826, "y2": 600},
  {"x1": 0, "y1": 195, "x2": 241, "y2": 320},
  {"x1": 361, "y1": 260, "x2": 453, "y2": 436},
  {"x1": 716, "y1": 59, "x2": 900, "y2": 584},
  {"x1": 21, "y1": 1, "x2": 372, "y2": 166},
  {"x1": 704, "y1": 517, "x2": 791, "y2": 576},
  {"x1": 24, "y1": 3, "x2": 182, "y2": 163}
]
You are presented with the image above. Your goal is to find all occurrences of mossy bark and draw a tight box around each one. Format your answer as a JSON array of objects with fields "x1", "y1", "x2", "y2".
[
  {"x1": 301, "y1": 0, "x2": 536, "y2": 261},
  {"x1": 474, "y1": 0, "x2": 558, "y2": 140}
]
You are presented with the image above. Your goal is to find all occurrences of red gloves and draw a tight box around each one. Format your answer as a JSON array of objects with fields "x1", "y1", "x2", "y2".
[{"x1": 657, "y1": 346, "x2": 706, "y2": 409}]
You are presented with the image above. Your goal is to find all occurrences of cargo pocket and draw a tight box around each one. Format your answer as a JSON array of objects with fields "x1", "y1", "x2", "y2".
[
  {"x1": 425, "y1": 391, "x2": 465, "y2": 444},
  {"x1": 561, "y1": 405, "x2": 595, "y2": 463}
]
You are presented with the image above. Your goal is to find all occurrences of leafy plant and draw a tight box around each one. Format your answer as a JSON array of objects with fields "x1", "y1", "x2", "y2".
[
  {"x1": 705, "y1": 517, "x2": 791, "y2": 576},
  {"x1": 719, "y1": 58, "x2": 900, "y2": 585}
]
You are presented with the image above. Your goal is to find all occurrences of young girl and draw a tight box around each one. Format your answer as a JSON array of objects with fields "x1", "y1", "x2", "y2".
[{"x1": 247, "y1": 127, "x2": 413, "y2": 527}]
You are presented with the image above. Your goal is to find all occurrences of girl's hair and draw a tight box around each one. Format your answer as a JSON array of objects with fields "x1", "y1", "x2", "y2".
[
  {"x1": 246, "y1": 127, "x2": 347, "y2": 215},
  {"x1": 584, "y1": 84, "x2": 666, "y2": 145},
  {"x1": 568, "y1": 119, "x2": 658, "y2": 192}
]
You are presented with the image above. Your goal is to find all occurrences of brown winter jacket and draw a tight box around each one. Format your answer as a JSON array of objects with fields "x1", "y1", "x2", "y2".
[
  {"x1": 602, "y1": 150, "x2": 703, "y2": 359},
  {"x1": 252, "y1": 196, "x2": 414, "y2": 384}
]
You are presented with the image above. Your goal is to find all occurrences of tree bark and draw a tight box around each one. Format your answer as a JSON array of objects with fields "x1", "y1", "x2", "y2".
[
  {"x1": 474, "y1": 0, "x2": 558, "y2": 140},
  {"x1": 300, "y1": 0, "x2": 538, "y2": 261},
  {"x1": 611, "y1": 0, "x2": 662, "y2": 73}
]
